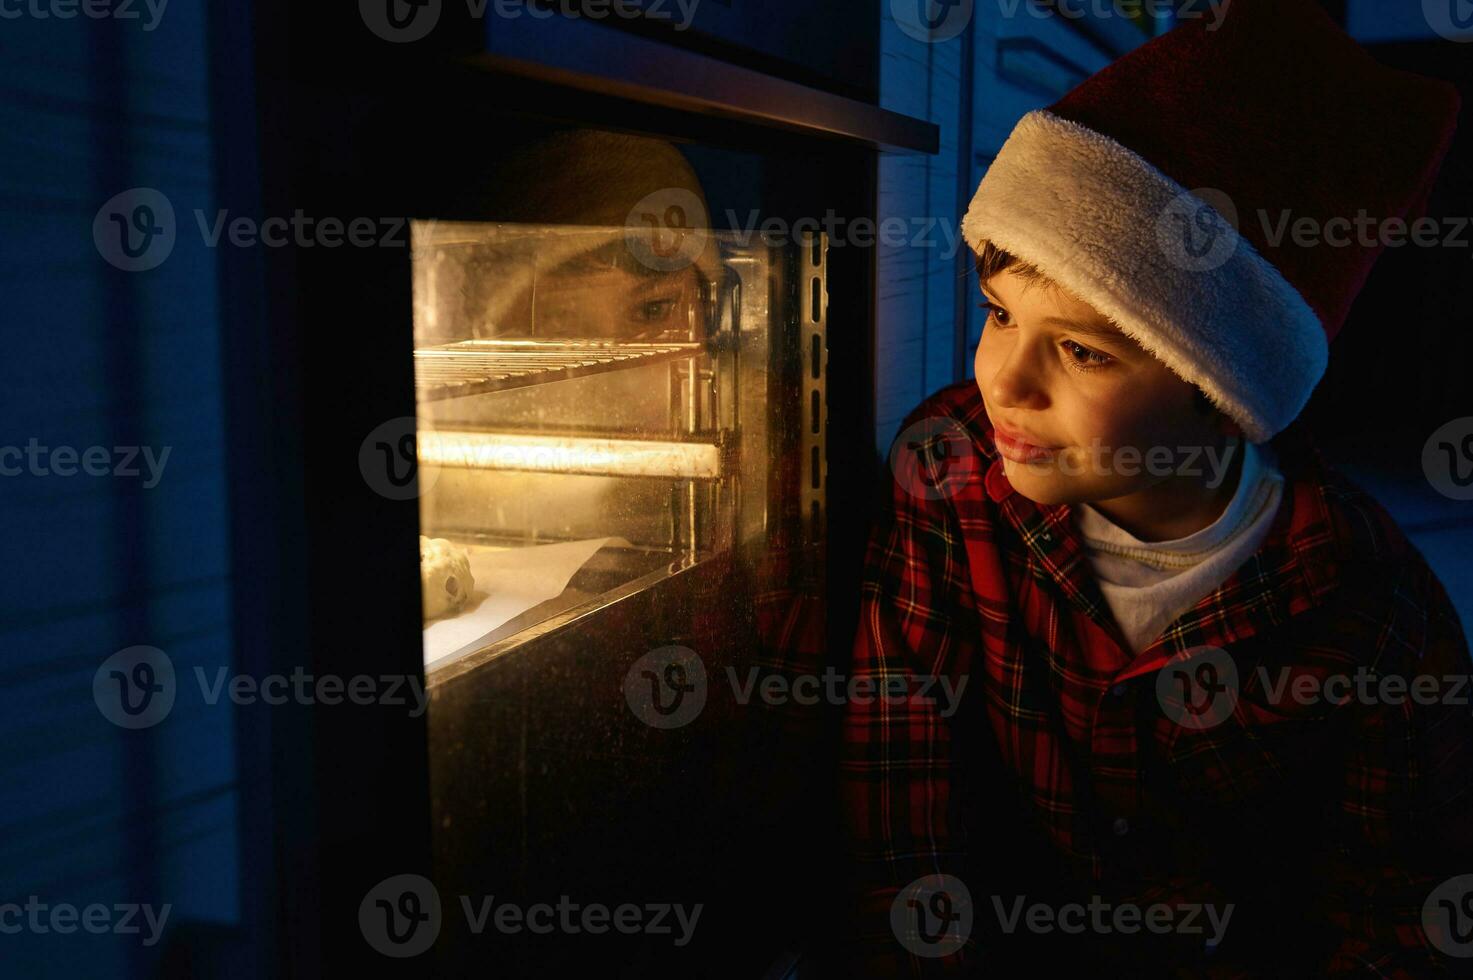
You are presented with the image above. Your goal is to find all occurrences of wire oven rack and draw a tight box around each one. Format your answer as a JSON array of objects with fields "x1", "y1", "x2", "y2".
[{"x1": 414, "y1": 339, "x2": 705, "y2": 401}]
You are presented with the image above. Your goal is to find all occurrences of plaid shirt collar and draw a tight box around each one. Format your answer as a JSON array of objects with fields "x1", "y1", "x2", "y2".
[{"x1": 971, "y1": 410, "x2": 1345, "y2": 682}]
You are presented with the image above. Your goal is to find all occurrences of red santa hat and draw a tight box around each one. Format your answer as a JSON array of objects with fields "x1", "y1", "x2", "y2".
[{"x1": 962, "y1": 0, "x2": 1460, "y2": 443}]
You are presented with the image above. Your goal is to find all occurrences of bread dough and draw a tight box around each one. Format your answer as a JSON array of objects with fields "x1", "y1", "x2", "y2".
[{"x1": 420, "y1": 535, "x2": 474, "y2": 620}]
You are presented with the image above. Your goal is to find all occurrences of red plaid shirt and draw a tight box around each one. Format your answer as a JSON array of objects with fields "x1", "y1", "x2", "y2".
[{"x1": 842, "y1": 381, "x2": 1473, "y2": 977}]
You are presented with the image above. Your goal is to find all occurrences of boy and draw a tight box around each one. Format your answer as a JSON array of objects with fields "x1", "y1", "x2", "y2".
[{"x1": 843, "y1": 0, "x2": 1473, "y2": 975}]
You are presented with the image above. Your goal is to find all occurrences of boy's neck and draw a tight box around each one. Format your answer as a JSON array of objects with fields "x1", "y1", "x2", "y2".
[{"x1": 1081, "y1": 437, "x2": 1245, "y2": 544}]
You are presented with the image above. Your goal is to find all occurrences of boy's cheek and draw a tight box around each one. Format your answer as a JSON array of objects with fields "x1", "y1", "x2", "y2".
[
  {"x1": 1076, "y1": 399, "x2": 1179, "y2": 459},
  {"x1": 972, "y1": 337, "x2": 995, "y2": 382},
  {"x1": 973, "y1": 339, "x2": 1027, "y2": 414}
]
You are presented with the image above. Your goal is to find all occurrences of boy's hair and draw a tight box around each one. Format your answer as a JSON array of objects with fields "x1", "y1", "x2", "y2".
[
  {"x1": 972, "y1": 241, "x2": 1216, "y2": 418},
  {"x1": 973, "y1": 239, "x2": 1048, "y2": 289}
]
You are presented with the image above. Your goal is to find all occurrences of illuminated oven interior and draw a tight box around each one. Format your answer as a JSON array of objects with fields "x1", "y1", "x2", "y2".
[{"x1": 411, "y1": 220, "x2": 826, "y2": 672}]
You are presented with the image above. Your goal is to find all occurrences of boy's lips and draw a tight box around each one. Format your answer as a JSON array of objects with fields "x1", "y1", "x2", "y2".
[{"x1": 992, "y1": 422, "x2": 1059, "y2": 462}]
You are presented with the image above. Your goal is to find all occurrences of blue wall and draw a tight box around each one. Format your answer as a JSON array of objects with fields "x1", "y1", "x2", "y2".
[{"x1": 0, "y1": 2, "x2": 241, "y2": 976}]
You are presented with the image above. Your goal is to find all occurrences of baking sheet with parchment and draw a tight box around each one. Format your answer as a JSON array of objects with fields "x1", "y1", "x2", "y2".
[{"x1": 422, "y1": 537, "x2": 629, "y2": 671}]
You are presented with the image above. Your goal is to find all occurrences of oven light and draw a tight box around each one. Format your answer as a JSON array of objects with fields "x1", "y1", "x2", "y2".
[{"x1": 417, "y1": 430, "x2": 723, "y2": 480}]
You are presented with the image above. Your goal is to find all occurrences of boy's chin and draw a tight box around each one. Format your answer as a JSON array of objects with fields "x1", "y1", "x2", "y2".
[{"x1": 1000, "y1": 458, "x2": 1115, "y2": 507}]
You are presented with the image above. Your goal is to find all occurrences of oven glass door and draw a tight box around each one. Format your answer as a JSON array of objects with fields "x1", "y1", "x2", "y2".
[{"x1": 413, "y1": 216, "x2": 826, "y2": 674}]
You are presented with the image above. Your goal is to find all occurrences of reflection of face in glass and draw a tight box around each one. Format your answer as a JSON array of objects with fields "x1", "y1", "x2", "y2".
[
  {"x1": 483, "y1": 240, "x2": 705, "y2": 342},
  {"x1": 536, "y1": 245, "x2": 704, "y2": 341}
]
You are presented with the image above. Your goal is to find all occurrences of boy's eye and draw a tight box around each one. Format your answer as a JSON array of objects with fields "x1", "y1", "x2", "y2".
[
  {"x1": 635, "y1": 297, "x2": 679, "y2": 321},
  {"x1": 978, "y1": 300, "x2": 1112, "y2": 370},
  {"x1": 1062, "y1": 339, "x2": 1112, "y2": 369},
  {"x1": 978, "y1": 302, "x2": 1013, "y2": 327}
]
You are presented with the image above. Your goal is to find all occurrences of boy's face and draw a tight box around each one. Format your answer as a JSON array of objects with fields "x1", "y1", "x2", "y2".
[{"x1": 974, "y1": 267, "x2": 1237, "y2": 508}]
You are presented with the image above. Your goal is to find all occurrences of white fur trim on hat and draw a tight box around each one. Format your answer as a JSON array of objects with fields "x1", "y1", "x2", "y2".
[{"x1": 962, "y1": 110, "x2": 1328, "y2": 443}]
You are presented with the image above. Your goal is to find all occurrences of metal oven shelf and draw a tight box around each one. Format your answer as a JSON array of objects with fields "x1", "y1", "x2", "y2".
[{"x1": 414, "y1": 339, "x2": 704, "y2": 401}]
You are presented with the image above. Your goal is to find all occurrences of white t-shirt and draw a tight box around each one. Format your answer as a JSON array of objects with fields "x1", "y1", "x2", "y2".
[{"x1": 1071, "y1": 437, "x2": 1285, "y2": 655}]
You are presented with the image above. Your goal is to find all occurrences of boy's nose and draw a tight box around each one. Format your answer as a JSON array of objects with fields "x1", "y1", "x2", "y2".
[{"x1": 984, "y1": 344, "x2": 1049, "y2": 412}]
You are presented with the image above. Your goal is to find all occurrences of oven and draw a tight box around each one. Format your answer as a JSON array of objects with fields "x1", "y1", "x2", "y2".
[
  {"x1": 225, "y1": 4, "x2": 937, "y2": 975},
  {"x1": 414, "y1": 214, "x2": 828, "y2": 976}
]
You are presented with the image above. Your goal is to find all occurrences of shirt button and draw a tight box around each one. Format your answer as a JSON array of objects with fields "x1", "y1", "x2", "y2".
[
  {"x1": 1112, "y1": 817, "x2": 1130, "y2": 837},
  {"x1": 1111, "y1": 683, "x2": 1127, "y2": 697},
  {"x1": 1038, "y1": 529, "x2": 1053, "y2": 544}
]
